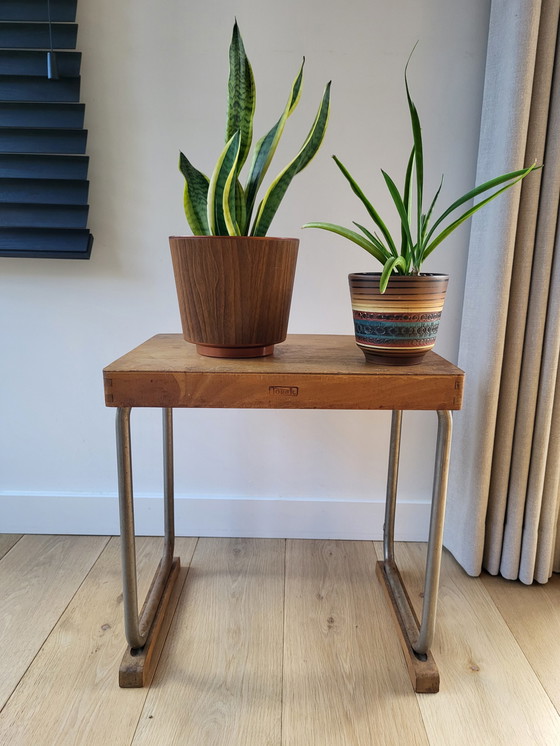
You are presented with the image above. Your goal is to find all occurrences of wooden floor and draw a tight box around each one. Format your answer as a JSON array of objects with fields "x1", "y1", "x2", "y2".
[{"x1": 0, "y1": 535, "x2": 559, "y2": 745}]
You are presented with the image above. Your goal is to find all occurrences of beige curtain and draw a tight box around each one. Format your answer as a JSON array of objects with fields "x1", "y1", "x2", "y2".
[{"x1": 444, "y1": 0, "x2": 560, "y2": 584}]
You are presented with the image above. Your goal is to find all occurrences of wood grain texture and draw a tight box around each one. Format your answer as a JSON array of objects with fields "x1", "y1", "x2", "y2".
[
  {"x1": 132, "y1": 538, "x2": 284, "y2": 746},
  {"x1": 375, "y1": 561, "x2": 439, "y2": 693},
  {"x1": 0, "y1": 533, "x2": 21, "y2": 559},
  {"x1": 119, "y1": 557, "x2": 183, "y2": 687},
  {"x1": 0, "y1": 537, "x2": 197, "y2": 746},
  {"x1": 103, "y1": 334, "x2": 464, "y2": 410},
  {"x1": 482, "y1": 571, "x2": 560, "y2": 714},
  {"x1": 0, "y1": 534, "x2": 108, "y2": 709},
  {"x1": 169, "y1": 236, "x2": 298, "y2": 348},
  {"x1": 374, "y1": 542, "x2": 560, "y2": 745},
  {"x1": 283, "y1": 540, "x2": 428, "y2": 746}
]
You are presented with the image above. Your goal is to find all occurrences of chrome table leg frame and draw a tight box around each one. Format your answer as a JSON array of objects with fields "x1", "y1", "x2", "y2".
[
  {"x1": 116, "y1": 407, "x2": 175, "y2": 649},
  {"x1": 382, "y1": 409, "x2": 453, "y2": 656}
]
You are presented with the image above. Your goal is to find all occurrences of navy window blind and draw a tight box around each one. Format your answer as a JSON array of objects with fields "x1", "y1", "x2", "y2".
[{"x1": 0, "y1": 0, "x2": 93, "y2": 258}]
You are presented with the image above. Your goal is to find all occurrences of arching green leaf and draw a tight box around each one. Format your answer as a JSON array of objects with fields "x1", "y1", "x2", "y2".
[
  {"x1": 380, "y1": 255, "x2": 407, "y2": 293},
  {"x1": 303, "y1": 222, "x2": 389, "y2": 265}
]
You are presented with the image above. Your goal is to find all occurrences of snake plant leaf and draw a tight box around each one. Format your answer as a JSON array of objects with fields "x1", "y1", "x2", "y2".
[
  {"x1": 424, "y1": 164, "x2": 540, "y2": 247},
  {"x1": 226, "y1": 21, "x2": 256, "y2": 171},
  {"x1": 423, "y1": 165, "x2": 539, "y2": 260},
  {"x1": 302, "y1": 222, "x2": 389, "y2": 264},
  {"x1": 380, "y1": 255, "x2": 408, "y2": 293},
  {"x1": 207, "y1": 131, "x2": 241, "y2": 235},
  {"x1": 234, "y1": 180, "x2": 247, "y2": 235},
  {"x1": 405, "y1": 54, "x2": 423, "y2": 251},
  {"x1": 251, "y1": 81, "x2": 331, "y2": 237},
  {"x1": 179, "y1": 152, "x2": 210, "y2": 235},
  {"x1": 244, "y1": 60, "x2": 305, "y2": 230},
  {"x1": 333, "y1": 155, "x2": 398, "y2": 258}
]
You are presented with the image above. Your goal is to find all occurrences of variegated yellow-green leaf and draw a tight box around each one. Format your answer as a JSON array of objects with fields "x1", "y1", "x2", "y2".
[
  {"x1": 244, "y1": 60, "x2": 304, "y2": 228},
  {"x1": 179, "y1": 152, "x2": 210, "y2": 235},
  {"x1": 207, "y1": 131, "x2": 241, "y2": 235},
  {"x1": 226, "y1": 21, "x2": 255, "y2": 172},
  {"x1": 251, "y1": 81, "x2": 331, "y2": 237}
]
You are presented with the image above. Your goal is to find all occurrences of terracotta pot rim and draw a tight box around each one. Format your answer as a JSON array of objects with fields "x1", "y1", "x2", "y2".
[
  {"x1": 169, "y1": 235, "x2": 299, "y2": 243},
  {"x1": 349, "y1": 272, "x2": 449, "y2": 279}
]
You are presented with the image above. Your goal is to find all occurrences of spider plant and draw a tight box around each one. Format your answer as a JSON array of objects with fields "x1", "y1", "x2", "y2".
[
  {"x1": 304, "y1": 54, "x2": 540, "y2": 292},
  {"x1": 179, "y1": 21, "x2": 331, "y2": 238}
]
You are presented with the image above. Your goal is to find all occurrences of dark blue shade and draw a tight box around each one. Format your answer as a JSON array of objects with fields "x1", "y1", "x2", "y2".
[
  {"x1": 0, "y1": 178, "x2": 89, "y2": 204},
  {"x1": 0, "y1": 23, "x2": 78, "y2": 49},
  {"x1": 0, "y1": 102, "x2": 85, "y2": 128},
  {"x1": 0, "y1": 228, "x2": 92, "y2": 258},
  {"x1": 0, "y1": 50, "x2": 81, "y2": 77},
  {"x1": 0, "y1": 128, "x2": 88, "y2": 153},
  {"x1": 0, "y1": 202, "x2": 89, "y2": 228},
  {"x1": 0, "y1": 0, "x2": 92, "y2": 259},
  {"x1": 0, "y1": 154, "x2": 89, "y2": 179},
  {"x1": 0, "y1": 1, "x2": 78, "y2": 23}
]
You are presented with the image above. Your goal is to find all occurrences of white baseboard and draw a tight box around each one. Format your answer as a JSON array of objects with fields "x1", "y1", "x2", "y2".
[{"x1": 0, "y1": 492, "x2": 432, "y2": 541}]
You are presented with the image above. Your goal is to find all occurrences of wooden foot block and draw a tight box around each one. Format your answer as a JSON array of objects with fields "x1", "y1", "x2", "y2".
[
  {"x1": 375, "y1": 561, "x2": 440, "y2": 693},
  {"x1": 119, "y1": 557, "x2": 184, "y2": 688}
]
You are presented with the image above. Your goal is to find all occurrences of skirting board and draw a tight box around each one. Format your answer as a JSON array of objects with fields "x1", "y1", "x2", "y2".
[{"x1": 0, "y1": 492, "x2": 431, "y2": 540}]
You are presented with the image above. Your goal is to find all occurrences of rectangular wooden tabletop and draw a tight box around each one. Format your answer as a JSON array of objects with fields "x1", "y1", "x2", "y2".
[{"x1": 103, "y1": 334, "x2": 464, "y2": 411}]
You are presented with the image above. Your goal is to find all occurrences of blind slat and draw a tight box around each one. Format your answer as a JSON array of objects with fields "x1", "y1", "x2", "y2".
[
  {"x1": 0, "y1": 227, "x2": 92, "y2": 257},
  {"x1": 0, "y1": 128, "x2": 87, "y2": 154},
  {"x1": 0, "y1": 102, "x2": 85, "y2": 128},
  {"x1": 0, "y1": 154, "x2": 88, "y2": 179},
  {"x1": 0, "y1": 50, "x2": 81, "y2": 77},
  {"x1": 0, "y1": 202, "x2": 88, "y2": 228},
  {"x1": 0, "y1": 75, "x2": 80, "y2": 101},
  {"x1": 0, "y1": 1, "x2": 77, "y2": 23},
  {"x1": 0, "y1": 178, "x2": 89, "y2": 204},
  {"x1": 0, "y1": 23, "x2": 78, "y2": 50}
]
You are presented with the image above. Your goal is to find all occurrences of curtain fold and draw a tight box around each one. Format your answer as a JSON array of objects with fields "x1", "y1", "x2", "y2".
[{"x1": 444, "y1": 0, "x2": 560, "y2": 584}]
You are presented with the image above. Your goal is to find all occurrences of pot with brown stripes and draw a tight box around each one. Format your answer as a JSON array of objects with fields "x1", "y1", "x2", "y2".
[{"x1": 348, "y1": 272, "x2": 449, "y2": 365}]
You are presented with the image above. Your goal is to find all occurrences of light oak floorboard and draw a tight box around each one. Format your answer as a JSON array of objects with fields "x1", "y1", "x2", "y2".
[
  {"x1": 374, "y1": 542, "x2": 560, "y2": 745},
  {"x1": 0, "y1": 534, "x2": 22, "y2": 560},
  {"x1": 283, "y1": 539, "x2": 428, "y2": 746},
  {"x1": 132, "y1": 538, "x2": 285, "y2": 746},
  {"x1": 482, "y1": 571, "x2": 560, "y2": 715},
  {"x1": 0, "y1": 536, "x2": 197, "y2": 745},
  {"x1": 0, "y1": 534, "x2": 108, "y2": 709}
]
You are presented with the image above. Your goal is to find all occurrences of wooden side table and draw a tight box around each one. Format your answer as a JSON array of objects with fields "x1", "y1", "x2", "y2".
[{"x1": 103, "y1": 334, "x2": 464, "y2": 691}]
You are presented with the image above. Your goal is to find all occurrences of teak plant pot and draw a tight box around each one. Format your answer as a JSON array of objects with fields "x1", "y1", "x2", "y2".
[
  {"x1": 169, "y1": 236, "x2": 299, "y2": 358},
  {"x1": 348, "y1": 272, "x2": 449, "y2": 365}
]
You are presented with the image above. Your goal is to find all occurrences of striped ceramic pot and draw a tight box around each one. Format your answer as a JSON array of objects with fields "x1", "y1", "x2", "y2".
[{"x1": 348, "y1": 273, "x2": 449, "y2": 365}]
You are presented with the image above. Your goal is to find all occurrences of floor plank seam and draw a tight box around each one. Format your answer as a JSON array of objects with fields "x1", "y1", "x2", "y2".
[
  {"x1": 0, "y1": 534, "x2": 23, "y2": 562},
  {"x1": 482, "y1": 580, "x2": 560, "y2": 720},
  {"x1": 0, "y1": 535, "x2": 111, "y2": 716},
  {"x1": 280, "y1": 538, "x2": 287, "y2": 746}
]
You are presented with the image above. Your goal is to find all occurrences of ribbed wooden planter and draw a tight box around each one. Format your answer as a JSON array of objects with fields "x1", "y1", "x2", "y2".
[
  {"x1": 349, "y1": 272, "x2": 449, "y2": 365},
  {"x1": 169, "y1": 236, "x2": 299, "y2": 358}
]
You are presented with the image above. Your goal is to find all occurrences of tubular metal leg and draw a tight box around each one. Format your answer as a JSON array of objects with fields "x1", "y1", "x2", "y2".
[
  {"x1": 116, "y1": 407, "x2": 175, "y2": 649},
  {"x1": 381, "y1": 409, "x2": 453, "y2": 657}
]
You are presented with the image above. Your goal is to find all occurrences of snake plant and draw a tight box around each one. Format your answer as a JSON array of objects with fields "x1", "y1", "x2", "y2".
[
  {"x1": 179, "y1": 22, "x2": 331, "y2": 237},
  {"x1": 304, "y1": 53, "x2": 540, "y2": 292}
]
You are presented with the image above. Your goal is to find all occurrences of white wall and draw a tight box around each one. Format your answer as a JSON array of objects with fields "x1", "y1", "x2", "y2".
[{"x1": 0, "y1": 0, "x2": 491, "y2": 538}]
